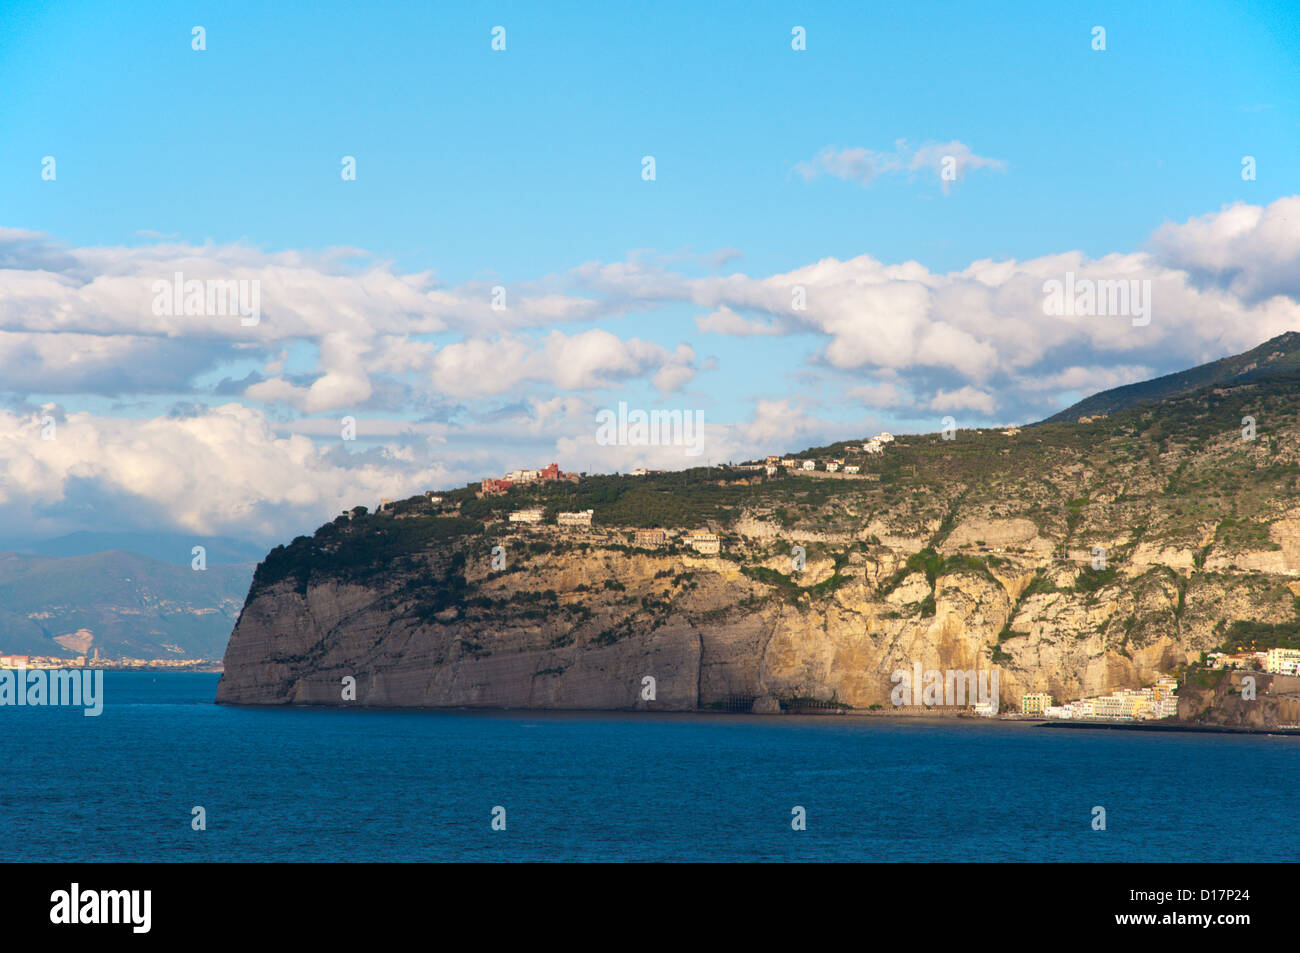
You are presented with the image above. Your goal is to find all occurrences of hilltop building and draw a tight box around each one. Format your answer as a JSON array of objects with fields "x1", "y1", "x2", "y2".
[
  {"x1": 508, "y1": 507, "x2": 545, "y2": 524},
  {"x1": 557, "y1": 509, "x2": 594, "y2": 529},
  {"x1": 687, "y1": 533, "x2": 721, "y2": 555},
  {"x1": 634, "y1": 529, "x2": 667, "y2": 548}
]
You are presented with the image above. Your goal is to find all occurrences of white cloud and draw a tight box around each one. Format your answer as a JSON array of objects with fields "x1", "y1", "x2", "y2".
[
  {"x1": 846, "y1": 382, "x2": 904, "y2": 408},
  {"x1": 929, "y1": 386, "x2": 996, "y2": 415},
  {"x1": 4, "y1": 196, "x2": 1300, "y2": 545},
  {"x1": 0, "y1": 404, "x2": 452, "y2": 543},
  {"x1": 793, "y1": 139, "x2": 1006, "y2": 190}
]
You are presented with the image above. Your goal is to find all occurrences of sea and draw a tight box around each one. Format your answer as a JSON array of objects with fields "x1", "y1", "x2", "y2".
[{"x1": 4, "y1": 673, "x2": 1297, "y2": 862}]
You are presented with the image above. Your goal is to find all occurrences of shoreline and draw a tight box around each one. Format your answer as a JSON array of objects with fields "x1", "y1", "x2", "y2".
[
  {"x1": 1037, "y1": 719, "x2": 1300, "y2": 736},
  {"x1": 207, "y1": 697, "x2": 1300, "y2": 735}
]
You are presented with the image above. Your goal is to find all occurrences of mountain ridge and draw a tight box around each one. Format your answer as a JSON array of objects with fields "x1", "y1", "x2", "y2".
[{"x1": 1039, "y1": 330, "x2": 1300, "y2": 424}]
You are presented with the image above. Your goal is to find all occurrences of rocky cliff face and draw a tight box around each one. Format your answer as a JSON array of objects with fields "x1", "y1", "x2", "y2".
[
  {"x1": 215, "y1": 514, "x2": 1300, "y2": 712},
  {"x1": 1177, "y1": 670, "x2": 1300, "y2": 728}
]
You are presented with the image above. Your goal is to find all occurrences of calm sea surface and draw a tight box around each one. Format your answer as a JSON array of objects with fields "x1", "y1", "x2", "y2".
[{"x1": 4, "y1": 673, "x2": 1296, "y2": 862}]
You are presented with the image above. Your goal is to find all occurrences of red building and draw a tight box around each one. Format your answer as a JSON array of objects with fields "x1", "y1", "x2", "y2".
[{"x1": 480, "y1": 478, "x2": 513, "y2": 495}]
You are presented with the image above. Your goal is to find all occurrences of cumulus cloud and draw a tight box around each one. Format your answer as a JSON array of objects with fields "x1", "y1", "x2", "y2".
[
  {"x1": 0, "y1": 404, "x2": 453, "y2": 544},
  {"x1": 1149, "y1": 196, "x2": 1300, "y2": 304},
  {"x1": 3, "y1": 196, "x2": 1300, "y2": 546}
]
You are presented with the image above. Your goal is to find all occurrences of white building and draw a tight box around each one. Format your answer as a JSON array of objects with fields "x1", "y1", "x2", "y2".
[
  {"x1": 557, "y1": 509, "x2": 594, "y2": 528},
  {"x1": 801, "y1": 460, "x2": 815, "y2": 470},
  {"x1": 826, "y1": 461, "x2": 840, "y2": 472},
  {"x1": 862, "y1": 440, "x2": 883, "y2": 454},
  {"x1": 508, "y1": 507, "x2": 545, "y2": 523},
  {"x1": 844, "y1": 465, "x2": 860, "y2": 474},
  {"x1": 1265, "y1": 648, "x2": 1300, "y2": 675},
  {"x1": 687, "y1": 533, "x2": 721, "y2": 555}
]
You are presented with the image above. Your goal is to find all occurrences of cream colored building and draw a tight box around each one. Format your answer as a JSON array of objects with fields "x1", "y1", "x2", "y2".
[
  {"x1": 687, "y1": 533, "x2": 721, "y2": 555},
  {"x1": 634, "y1": 528, "x2": 666, "y2": 548},
  {"x1": 557, "y1": 509, "x2": 593, "y2": 528},
  {"x1": 1021, "y1": 692, "x2": 1053, "y2": 716},
  {"x1": 1265, "y1": 648, "x2": 1300, "y2": 675}
]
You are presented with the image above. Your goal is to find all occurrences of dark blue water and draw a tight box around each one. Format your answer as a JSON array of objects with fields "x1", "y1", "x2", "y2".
[{"x1": 3, "y1": 673, "x2": 1296, "y2": 861}]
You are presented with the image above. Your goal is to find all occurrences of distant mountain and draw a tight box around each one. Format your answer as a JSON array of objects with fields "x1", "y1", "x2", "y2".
[
  {"x1": 0, "y1": 531, "x2": 266, "y2": 567},
  {"x1": 1039, "y1": 330, "x2": 1300, "y2": 424},
  {"x1": 0, "y1": 550, "x2": 254, "y2": 659}
]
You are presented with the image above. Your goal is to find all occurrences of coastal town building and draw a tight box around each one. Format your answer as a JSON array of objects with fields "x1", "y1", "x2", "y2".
[
  {"x1": 508, "y1": 507, "x2": 545, "y2": 524},
  {"x1": 1208, "y1": 650, "x2": 1268, "y2": 670},
  {"x1": 483, "y1": 463, "x2": 575, "y2": 496},
  {"x1": 634, "y1": 529, "x2": 667, "y2": 548},
  {"x1": 378, "y1": 498, "x2": 395, "y2": 512},
  {"x1": 1038, "y1": 681, "x2": 1179, "y2": 721},
  {"x1": 0, "y1": 655, "x2": 31, "y2": 668},
  {"x1": 1021, "y1": 692, "x2": 1052, "y2": 716},
  {"x1": 801, "y1": 460, "x2": 815, "y2": 471},
  {"x1": 844, "y1": 465, "x2": 860, "y2": 474},
  {"x1": 557, "y1": 509, "x2": 594, "y2": 529},
  {"x1": 687, "y1": 533, "x2": 721, "y2": 555},
  {"x1": 863, "y1": 440, "x2": 883, "y2": 454},
  {"x1": 826, "y1": 461, "x2": 840, "y2": 472},
  {"x1": 1265, "y1": 648, "x2": 1300, "y2": 675}
]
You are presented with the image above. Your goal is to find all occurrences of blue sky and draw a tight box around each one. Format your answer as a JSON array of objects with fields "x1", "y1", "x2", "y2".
[
  {"x1": 1, "y1": 0, "x2": 1298, "y2": 546},
  {"x1": 4, "y1": 1, "x2": 1297, "y2": 276}
]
